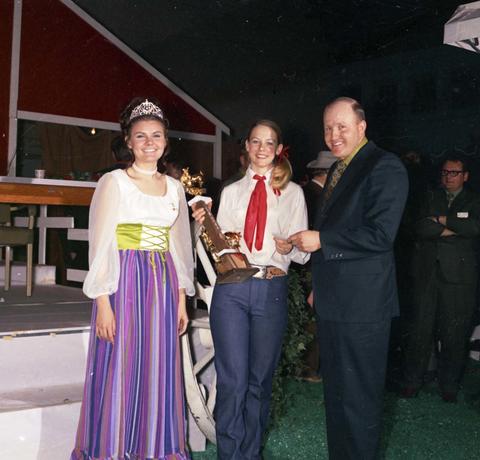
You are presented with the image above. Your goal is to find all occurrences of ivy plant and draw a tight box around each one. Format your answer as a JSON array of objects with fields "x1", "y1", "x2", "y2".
[{"x1": 269, "y1": 266, "x2": 315, "y2": 425}]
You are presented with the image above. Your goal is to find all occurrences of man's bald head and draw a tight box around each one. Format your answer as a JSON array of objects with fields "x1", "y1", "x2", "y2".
[{"x1": 324, "y1": 97, "x2": 366, "y2": 122}]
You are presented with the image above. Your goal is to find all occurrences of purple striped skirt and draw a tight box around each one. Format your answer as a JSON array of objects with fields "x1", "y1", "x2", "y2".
[{"x1": 71, "y1": 249, "x2": 190, "y2": 460}]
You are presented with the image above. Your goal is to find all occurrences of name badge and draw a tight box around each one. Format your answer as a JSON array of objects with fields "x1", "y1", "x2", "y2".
[{"x1": 457, "y1": 212, "x2": 469, "y2": 218}]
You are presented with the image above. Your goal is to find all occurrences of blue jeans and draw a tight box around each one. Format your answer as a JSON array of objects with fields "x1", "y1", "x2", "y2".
[{"x1": 210, "y1": 276, "x2": 288, "y2": 460}]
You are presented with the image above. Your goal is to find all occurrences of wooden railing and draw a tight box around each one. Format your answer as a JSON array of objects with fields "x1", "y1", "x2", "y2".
[{"x1": 0, "y1": 177, "x2": 96, "y2": 271}]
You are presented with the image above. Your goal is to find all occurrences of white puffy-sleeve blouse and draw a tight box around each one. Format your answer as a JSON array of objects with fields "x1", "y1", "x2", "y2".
[{"x1": 83, "y1": 169, "x2": 195, "y2": 299}]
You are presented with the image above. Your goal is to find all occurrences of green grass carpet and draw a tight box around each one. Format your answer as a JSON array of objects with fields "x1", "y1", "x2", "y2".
[{"x1": 191, "y1": 360, "x2": 480, "y2": 459}]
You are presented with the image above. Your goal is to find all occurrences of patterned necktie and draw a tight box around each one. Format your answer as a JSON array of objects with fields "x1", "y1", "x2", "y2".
[
  {"x1": 446, "y1": 192, "x2": 455, "y2": 208},
  {"x1": 322, "y1": 160, "x2": 347, "y2": 206},
  {"x1": 244, "y1": 174, "x2": 267, "y2": 252}
]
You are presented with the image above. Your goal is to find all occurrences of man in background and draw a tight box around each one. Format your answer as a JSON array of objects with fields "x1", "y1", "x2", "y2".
[
  {"x1": 301, "y1": 150, "x2": 336, "y2": 383},
  {"x1": 163, "y1": 154, "x2": 186, "y2": 180},
  {"x1": 401, "y1": 156, "x2": 480, "y2": 403},
  {"x1": 303, "y1": 150, "x2": 336, "y2": 228},
  {"x1": 222, "y1": 149, "x2": 249, "y2": 188},
  {"x1": 96, "y1": 135, "x2": 131, "y2": 176}
]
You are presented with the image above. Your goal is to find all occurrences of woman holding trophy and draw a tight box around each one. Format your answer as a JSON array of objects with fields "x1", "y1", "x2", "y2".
[{"x1": 193, "y1": 119, "x2": 309, "y2": 459}]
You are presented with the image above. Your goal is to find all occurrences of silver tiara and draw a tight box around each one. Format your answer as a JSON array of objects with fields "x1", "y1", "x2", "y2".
[{"x1": 129, "y1": 99, "x2": 164, "y2": 121}]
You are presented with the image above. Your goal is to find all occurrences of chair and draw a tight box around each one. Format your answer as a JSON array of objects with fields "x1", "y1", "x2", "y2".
[{"x1": 0, "y1": 204, "x2": 36, "y2": 296}]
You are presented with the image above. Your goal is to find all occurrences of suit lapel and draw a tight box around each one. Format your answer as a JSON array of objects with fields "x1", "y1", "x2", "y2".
[
  {"x1": 449, "y1": 188, "x2": 467, "y2": 213},
  {"x1": 433, "y1": 189, "x2": 448, "y2": 215},
  {"x1": 320, "y1": 142, "x2": 381, "y2": 217}
]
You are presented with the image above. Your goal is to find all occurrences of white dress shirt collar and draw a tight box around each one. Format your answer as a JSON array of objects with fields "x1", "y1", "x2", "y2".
[{"x1": 246, "y1": 166, "x2": 273, "y2": 182}]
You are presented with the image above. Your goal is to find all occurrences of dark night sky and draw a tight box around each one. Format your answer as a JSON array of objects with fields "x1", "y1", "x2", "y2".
[
  {"x1": 72, "y1": 1, "x2": 480, "y2": 173},
  {"x1": 73, "y1": 1, "x2": 459, "y2": 118}
]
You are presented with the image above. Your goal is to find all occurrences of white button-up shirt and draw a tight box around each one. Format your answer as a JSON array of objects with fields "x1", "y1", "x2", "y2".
[{"x1": 217, "y1": 167, "x2": 310, "y2": 271}]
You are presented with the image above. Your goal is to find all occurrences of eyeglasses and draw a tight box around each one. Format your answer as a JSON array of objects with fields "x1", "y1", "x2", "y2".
[{"x1": 441, "y1": 169, "x2": 464, "y2": 177}]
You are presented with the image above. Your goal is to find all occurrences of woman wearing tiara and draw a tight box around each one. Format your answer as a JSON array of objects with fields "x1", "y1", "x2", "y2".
[
  {"x1": 193, "y1": 120, "x2": 309, "y2": 459},
  {"x1": 71, "y1": 97, "x2": 194, "y2": 460}
]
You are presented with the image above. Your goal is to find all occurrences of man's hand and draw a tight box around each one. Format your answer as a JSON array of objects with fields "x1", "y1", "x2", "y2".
[
  {"x1": 288, "y1": 230, "x2": 321, "y2": 253},
  {"x1": 429, "y1": 215, "x2": 447, "y2": 226},
  {"x1": 440, "y1": 228, "x2": 456, "y2": 237},
  {"x1": 96, "y1": 295, "x2": 116, "y2": 343},
  {"x1": 274, "y1": 237, "x2": 293, "y2": 255},
  {"x1": 428, "y1": 216, "x2": 454, "y2": 236},
  {"x1": 307, "y1": 290, "x2": 314, "y2": 308}
]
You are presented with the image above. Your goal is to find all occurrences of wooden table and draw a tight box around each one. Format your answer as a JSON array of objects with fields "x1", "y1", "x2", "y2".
[
  {"x1": 0, "y1": 177, "x2": 96, "y2": 206},
  {"x1": 0, "y1": 177, "x2": 96, "y2": 264}
]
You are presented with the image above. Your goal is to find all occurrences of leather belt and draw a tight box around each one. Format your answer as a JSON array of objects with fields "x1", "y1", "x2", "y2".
[{"x1": 251, "y1": 265, "x2": 287, "y2": 280}]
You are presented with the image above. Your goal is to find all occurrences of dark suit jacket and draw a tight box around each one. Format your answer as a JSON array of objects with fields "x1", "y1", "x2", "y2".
[
  {"x1": 412, "y1": 187, "x2": 480, "y2": 285},
  {"x1": 303, "y1": 180, "x2": 323, "y2": 229},
  {"x1": 312, "y1": 141, "x2": 409, "y2": 322}
]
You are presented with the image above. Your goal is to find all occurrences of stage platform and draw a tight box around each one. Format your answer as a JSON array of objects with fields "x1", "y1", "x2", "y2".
[
  {"x1": 0, "y1": 285, "x2": 91, "y2": 336},
  {"x1": 0, "y1": 285, "x2": 91, "y2": 459},
  {"x1": 0, "y1": 285, "x2": 213, "y2": 458},
  {"x1": 0, "y1": 285, "x2": 92, "y2": 337}
]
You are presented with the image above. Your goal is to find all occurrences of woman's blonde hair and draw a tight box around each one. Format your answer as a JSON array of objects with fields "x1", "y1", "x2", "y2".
[
  {"x1": 246, "y1": 119, "x2": 292, "y2": 192},
  {"x1": 271, "y1": 152, "x2": 292, "y2": 191}
]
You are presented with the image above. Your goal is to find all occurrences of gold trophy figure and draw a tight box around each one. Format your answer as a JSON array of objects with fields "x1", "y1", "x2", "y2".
[{"x1": 182, "y1": 168, "x2": 258, "y2": 284}]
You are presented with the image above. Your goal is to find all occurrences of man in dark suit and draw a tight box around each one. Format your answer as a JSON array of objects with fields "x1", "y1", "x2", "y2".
[
  {"x1": 290, "y1": 97, "x2": 408, "y2": 459},
  {"x1": 401, "y1": 156, "x2": 480, "y2": 402}
]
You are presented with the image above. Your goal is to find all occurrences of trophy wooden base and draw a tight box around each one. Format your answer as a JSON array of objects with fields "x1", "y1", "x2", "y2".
[{"x1": 215, "y1": 252, "x2": 259, "y2": 284}]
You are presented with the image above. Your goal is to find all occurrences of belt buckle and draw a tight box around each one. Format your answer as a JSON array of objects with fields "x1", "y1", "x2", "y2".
[{"x1": 253, "y1": 265, "x2": 267, "y2": 279}]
